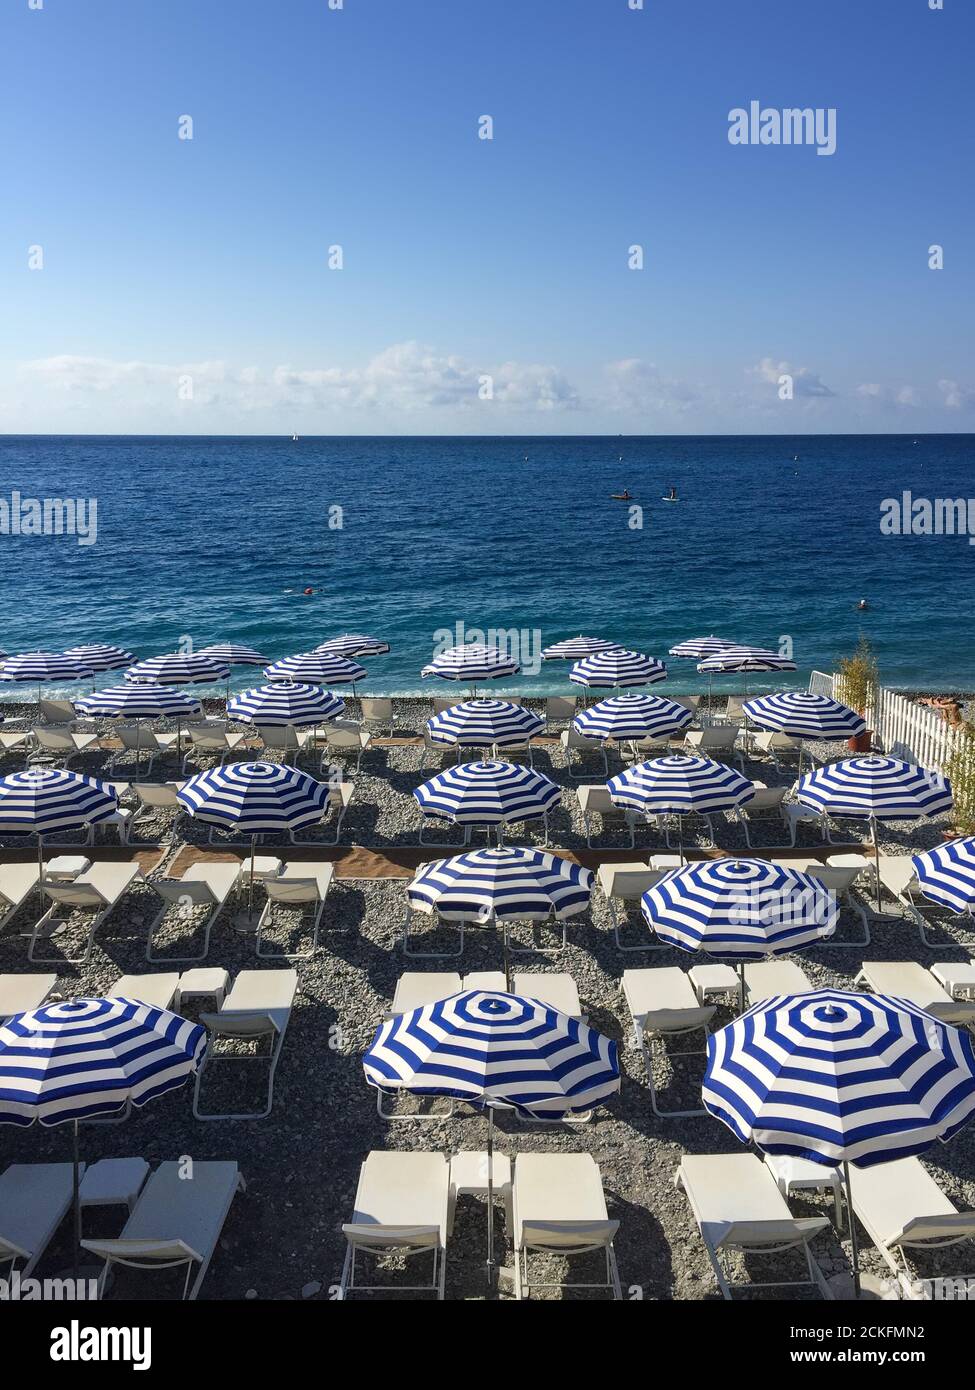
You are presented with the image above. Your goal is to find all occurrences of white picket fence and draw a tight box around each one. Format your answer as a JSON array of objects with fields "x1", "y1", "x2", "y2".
[{"x1": 808, "y1": 670, "x2": 966, "y2": 773}]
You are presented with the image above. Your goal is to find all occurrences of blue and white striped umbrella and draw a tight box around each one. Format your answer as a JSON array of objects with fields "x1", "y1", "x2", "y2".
[
  {"x1": 421, "y1": 644, "x2": 520, "y2": 683},
  {"x1": 912, "y1": 837, "x2": 975, "y2": 916},
  {"x1": 798, "y1": 755, "x2": 953, "y2": 822},
  {"x1": 197, "y1": 643, "x2": 269, "y2": 666},
  {"x1": 573, "y1": 693, "x2": 692, "y2": 741},
  {"x1": 264, "y1": 651, "x2": 366, "y2": 685},
  {"x1": 569, "y1": 648, "x2": 667, "y2": 689},
  {"x1": 177, "y1": 761, "x2": 331, "y2": 835},
  {"x1": 641, "y1": 858, "x2": 838, "y2": 959},
  {"x1": 125, "y1": 652, "x2": 229, "y2": 685},
  {"x1": 364, "y1": 990, "x2": 619, "y2": 1117},
  {"x1": 414, "y1": 760, "x2": 560, "y2": 828},
  {"x1": 228, "y1": 682, "x2": 345, "y2": 727},
  {"x1": 542, "y1": 636, "x2": 617, "y2": 660},
  {"x1": 427, "y1": 699, "x2": 543, "y2": 748},
  {"x1": 75, "y1": 684, "x2": 203, "y2": 718},
  {"x1": 608, "y1": 754, "x2": 755, "y2": 815},
  {"x1": 0, "y1": 996, "x2": 206, "y2": 1127},
  {"x1": 63, "y1": 643, "x2": 134, "y2": 673},
  {"x1": 742, "y1": 691, "x2": 865, "y2": 740},
  {"x1": 408, "y1": 846, "x2": 593, "y2": 922},
  {"x1": 669, "y1": 636, "x2": 736, "y2": 659},
  {"x1": 703, "y1": 988, "x2": 975, "y2": 1168},
  {"x1": 0, "y1": 652, "x2": 94, "y2": 687},
  {"x1": 697, "y1": 647, "x2": 797, "y2": 674},
  {"x1": 0, "y1": 768, "x2": 118, "y2": 838},
  {"x1": 314, "y1": 634, "x2": 390, "y2": 657}
]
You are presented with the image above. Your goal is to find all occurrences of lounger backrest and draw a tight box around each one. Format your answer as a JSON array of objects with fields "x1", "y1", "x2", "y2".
[
  {"x1": 341, "y1": 1222, "x2": 441, "y2": 1250},
  {"x1": 153, "y1": 877, "x2": 216, "y2": 907},
  {"x1": 719, "y1": 1216, "x2": 829, "y2": 1249},
  {"x1": 201, "y1": 1010, "x2": 279, "y2": 1038},
  {"x1": 135, "y1": 784, "x2": 181, "y2": 807},
  {"x1": 520, "y1": 1219, "x2": 619, "y2": 1251},
  {"x1": 327, "y1": 729, "x2": 364, "y2": 748},
  {"x1": 547, "y1": 697, "x2": 576, "y2": 720},
  {"x1": 891, "y1": 1213, "x2": 975, "y2": 1246},
  {"x1": 40, "y1": 699, "x2": 77, "y2": 724},
  {"x1": 265, "y1": 877, "x2": 319, "y2": 904},
  {"x1": 640, "y1": 1004, "x2": 715, "y2": 1034},
  {"x1": 43, "y1": 883, "x2": 106, "y2": 909},
  {"x1": 747, "y1": 786, "x2": 787, "y2": 810},
  {"x1": 880, "y1": 856, "x2": 918, "y2": 894},
  {"x1": 565, "y1": 727, "x2": 600, "y2": 747},
  {"x1": 257, "y1": 726, "x2": 301, "y2": 749},
  {"x1": 606, "y1": 869, "x2": 659, "y2": 900},
  {"x1": 35, "y1": 727, "x2": 74, "y2": 749},
  {"x1": 361, "y1": 698, "x2": 392, "y2": 719},
  {"x1": 81, "y1": 1236, "x2": 202, "y2": 1265}
]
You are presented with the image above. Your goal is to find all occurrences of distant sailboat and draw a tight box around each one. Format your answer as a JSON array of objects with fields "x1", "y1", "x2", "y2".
[{"x1": 291, "y1": 432, "x2": 299, "y2": 442}]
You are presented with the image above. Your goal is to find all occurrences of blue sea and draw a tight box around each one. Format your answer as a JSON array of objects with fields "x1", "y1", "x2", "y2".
[{"x1": 0, "y1": 434, "x2": 972, "y2": 698}]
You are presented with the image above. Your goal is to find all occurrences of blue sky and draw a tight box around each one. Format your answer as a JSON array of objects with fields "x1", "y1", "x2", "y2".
[{"x1": 1, "y1": 0, "x2": 972, "y2": 434}]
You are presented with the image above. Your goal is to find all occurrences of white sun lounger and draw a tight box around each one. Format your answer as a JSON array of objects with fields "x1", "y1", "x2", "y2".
[
  {"x1": 28, "y1": 726, "x2": 101, "y2": 767},
  {"x1": 108, "y1": 972, "x2": 181, "y2": 1011},
  {"x1": 511, "y1": 1153, "x2": 621, "y2": 1300},
  {"x1": 0, "y1": 972, "x2": 57, "y2": 1023},
  {"x1": 743, "y1": 960, "x2": 813, "y2": 1006},
  {"x1": 320, "y1": 721, "x2": 371, "y2": 774},
  {"x1": 180, "y1": 724, "x2": 248, "y2": 773},
  {"x1": 0, "y1": 1163, "x2": 83, "y2": 1277},
  {"x1": 597, "y1": 863, "x2": 667, "y2": 952},
  {"x1": 257, "y1": 724, "x2": 315, "y2": 765},
  {"x1": 340, "y1": 1150, "x2": 450, "y2": 1300},
  {"x1": 854, "y1": 961, "x2": 975, "y2": 1026},
  {"x1": 560, "y1": 727, "x2": 609, "y2": 778},
  {"x1": 577, "y1": 785, "x2": 638, "y2": 847},
  {"x1": 30, "y1": 861, "x2": 142, "y2": 965},
  {"x1": 256, "y1": 861, "x2": 334, "y2": 959},
  {"x1": 289, "y1": 781, "x2": 354, "y2": 844},
  {"x1": 512, "y1": 972, "x2": 584, "y2": 1020},
  {"x1": 676, "y1": 1153, "x2": 832, "y2": 1299},
  {"x1": 737, "y1": 783, "x2": 789, "y2": 847},
  {"x1": 193, "y1": 968, "x2": 298, "y2": 1120},
  {"x1": 81, "y1": 1160, "x2": 244, "y2": 1300},
  {"x1": 622, "y1": 968, "x2": 715, "y2": 1117},
  {"x1": 146, "y1": 861, "x2": 241, "y2": 962},
  {"x1": 360, "y1": 697, "x2": 394, "y2": 737},
  {"x1": 129, "y1": 781, "x2": 186, "y2": 836},
  {"x1": 877, "y1": 854, "x2": 966, "y2": 948},
  {"x1": 0, "y1": 863, "x2": 40, "y2": 933},
  {"x1": 106, "y1": 725, "x2": 180, "y2": 776},
  {"x1": 684, "y1": 726, "x2": 740, "y2": 762},
  {"x1": 746, "y1": 730, "x2": 803, "y2": 770},
  {"x1": 847, "y1": 1156, "x2": 975, "y2": 1298},
  {"x1": 388, "y1": 971, "x2": 463, "y2": 1016}
]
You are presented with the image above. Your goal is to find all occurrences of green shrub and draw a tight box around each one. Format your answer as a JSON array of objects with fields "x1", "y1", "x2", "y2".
[
  {"x1": 836, "y1": 637, "x2": 879, "y2": 716},
  {"x1": 945, "y1": 722, "x2": 975, "y2": 835}
]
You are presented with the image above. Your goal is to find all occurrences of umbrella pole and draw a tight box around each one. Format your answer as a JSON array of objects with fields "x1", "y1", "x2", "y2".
[
  {"x1": 844, "y1": 1160, "x2": 861, "y2": 1298},
  {"x1": 486, "y1": 1106, "x2": 495, "y2": 1284},
  {"x1": 38, "y1": 833, "x2": 44, "y2": 882},
  {"x1": 249, "y1": 833, "x2": 257, "y2": 917},
  {"x1": 72, "y1": 1119, "x2": 81, "y2": 1283},
  {"x1": 872, "y1": 816, "x2": 882, "y2": 912},
  {"x1": 738, "y1": 962, "x2": 745, "y2": 1014},
  {"x1": 502, "y1": 918, "x2": 511, "y2": 991}
]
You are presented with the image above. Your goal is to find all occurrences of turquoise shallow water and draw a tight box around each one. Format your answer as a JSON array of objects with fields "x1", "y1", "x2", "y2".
[{"x1": 0, "y1": 433, "x2": 972, "y2": 698}]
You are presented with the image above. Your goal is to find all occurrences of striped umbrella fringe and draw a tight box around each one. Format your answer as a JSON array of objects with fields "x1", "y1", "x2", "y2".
[
  {"x1": 641, "y1": 858, "x2": 838, "y2": 958},
  {"x1": 697, "y1": 647, "x2": 797, "y2": 674},
  {"x1": 314, "y1": 634, "x2": 390, "y2": 657},
  {"x1": 607, "y1": 754, "x2": 755, "y2": 814},
  {"x1": 228, "y1": 682, "x2": 345, "y2": 727},
  {"x1": 408, "y1": 846, "x2": 593, "y2": 921},
  {"x1": 0, "y1": 997, "x2": 205, "y2": 1126},
  {"x1": 363, "y1": 990, "x2": 620, "y2": 1116},
  {"x1": 703, "y1": 988, "x2": 975, "y2": 1167},
  {"x1": 421, "y1": 645, "x2": 520, "y2": 682},
  {"x1": 0, "y1": 652, "x2": 94, "y2": 683},
  {"x1": 742, "y1": 691, "x2": 865, "y2": 739},
  {"x1": 125, "y1": 653, "x2": 230, "y2": 684},
  {"x1": 414, "y1": 760, "x2": 560, "y2": 825},
  {"x1": 797, "y1": 756, "x2": 953, "y2": 822},
  {"x1": 427, "y1": 699, "x2": 543, "y2": 747},
  {"x1": 0, "y1": 769, "x2": 118, "y2": 835},
  {"x1": 569, "y1": 648, "x2": 667, "y2": 688},
  {"x1": 669, "y1": 636, "x2": 737, "y2": 659},
  {"x1": 542, "y1": 636, "x2": 618, "y2": 660},
  {"x1": 912, "y1": 838, "x2": 975, "y2": 915},
  {"x1": 264, "y1": 652, "x2": 366, "y2": 685},
  {"x1": 63, "y1": 644, "x2": 134, "y2": 672},
  {"x1": 177, "y1": 760, "x2": 331, "y2": 833},
  {"x1": 197, "y1": 643, "x2": 269, "y2": 666},
  {"x1": 75, "y1": 685, "x2": 203, "y2": 718},
  {"x1": 573, "y1": 693, "x2": 692, "y2": 741}
]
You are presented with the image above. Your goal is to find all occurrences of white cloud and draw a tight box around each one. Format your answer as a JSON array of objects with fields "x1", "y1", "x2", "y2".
[
  {"x1": 748, "y1": 356, "x2": 835, "y2": 398},
  {"x1": 855, "y1": 382, "x2": 920, "y2": 408},
  {"x1": 602, "y1": 359, "x2": 700, "y2": 413},
  {"x1": 938, "y1": 379, "x2": 975, "y2": 410}
]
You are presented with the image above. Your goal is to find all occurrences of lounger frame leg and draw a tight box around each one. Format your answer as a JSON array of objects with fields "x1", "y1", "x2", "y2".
[
  {"x1": 146, "y1": 901, "x2": 217, "y2": 963},
  {"x1": 636, "y1": 1021, "x2": 710, "y2": 1118},
  {"x1": 339, "y1": 1240, "x2": 445, "y2": 1300},
  {"x1": 28, "y1": 906, "x2": 103, "y2": 965},
  {"x1": 192, "y1": 1034, "x2": 283, "y2": 1121}
]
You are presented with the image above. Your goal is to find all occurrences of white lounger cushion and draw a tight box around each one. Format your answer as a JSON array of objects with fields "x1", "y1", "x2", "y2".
[
  {"x1": 266, "y1": 862, "x2": 334, "y2": 902},
  {"x1": 856, "y1": 962, "x2": 975, "y2": 1024},
  {"x1": 215, "y1": 967, "x2": 298, "y2": 1033},
  {"x1": 109, "y1": 974, "x2": 181, "y2": 1010},
  {"x1": 82, "y1": 1160, "x2": 241, "y2": 1268},
  {"x1": 512, "y1": 1153, "x2": 615, "y2": 1248},
  {"x1": 512, "y1": 973, "x2": 581, "y2": 1018},
  {"x1": 390, "y1": 972, "x2": 462, "y2": 1014},
  {"x1": 623, "y1": 967, "x2": 715, "y2": 1032},
  {"x1": 0, "y1": 1163, "x2": 80, "y2": 1271},
  {"x1": 744, "y1": 960, "x2": 813, "y2": 1003},
  {"x1": 0, "y1": 973, "x2": 57, "y2": 1019},
  {"x1": 678, "y1": 1153, "x2": 828, "y2": 1251},
  {"x1": 597, "y1": 865, "x2": 660, "y2": 901},
  {"x1": 0, "y1": 864, "x2": 41, "y2": 912},
  {"x1": 343, "y1": 1151, "x2": 449, "y2": 1248},
  {"x1": 847, "y1": 1156, "x2": 975, "y2": 1248}
]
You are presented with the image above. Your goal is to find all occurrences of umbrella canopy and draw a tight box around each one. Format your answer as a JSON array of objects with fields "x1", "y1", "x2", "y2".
[
  {"x1": 0, "y1": 652, "x2": 94, "y2": 686},
  {"x1": 62, "y1": 643, "x2": 133, "y2": 672},
  {"x1": 697, "y1": 646, "x2": 797, "y2": 674},
  {"x1": 74, "y1": 684, "x2": 203, "y2": 718},
  {"x1": 125, "y1": 653, "x2": 229, "y2": 685},
  {"x1": 912, "y1": 837, "x2": 975, "y2": 915},
  {"x1": 197, "y1": 643, "x2": 269, "y2": 666},
  {"x1": 742, "y1": 691, "x2": 865, "y2": 740},
  {"x1": 314, "y1": 634, "x2": 390, "y2": 657},
  {"x1": 421, "y1": 644, "x2": 519, "y2": 683},
  {"x1": 573, "y1": 693, "x2": 692, "y2": 742},
  {"x1": 608, "y1": 753, "x2": 755, "y2": 815},
  {"x1": 363, "y1": 990, "x2": 619, "y2": 1117},
  {"x1": 570, "y1": 648, "x2": 667, "y2": 689},
  {"x1": 228, "y1": 682, "x2": 345, "y2": 727},
  {"x1": 415, "y1": 760, "x2": 560, "y2": 828},
  {"x1": 408, "y1": 846, "x2": 593, "y2": 922},
  {"x1": 264, "y1": 652, "x2": 366, "y2": 685},
  {"x1": 177, "y1": 761, "x2": 331, "y2": 835},
  {"x1": 641, "y1": 857, "x2": 838, "y2": 959},
  {"x1": 0, "y1": 996, "x2": 205, "y2": 1126},
  {"x1": 669, "y1": 636, "x2": 736, "y2": 659},
  {"x1": 426, "y1": 699, "x2": 543, "y2": 748},
  {"x1": 703, "y1": 988, "x2": 975, "y2": 1167},
  {"x1": 798, "y1": 755, "x2": 953, "y2": 822},
  {"x1": 542, "y1": 636, "x2": 617, "y2": 660},
  {"x1": 0, "y1": 768, "x2": 118, "y2": 838}
]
